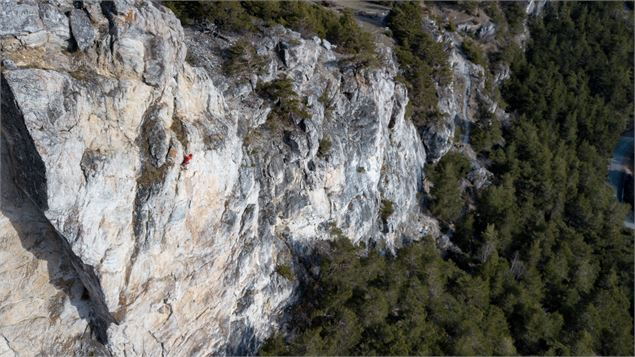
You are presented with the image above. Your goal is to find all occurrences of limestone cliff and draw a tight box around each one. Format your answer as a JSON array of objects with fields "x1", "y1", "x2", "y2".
[
  {"x1": 1, "y1": 1, "x2": 427, "y2": 355},
  {"x1": 0, "y1": 0, "x2": 547, "y2": 355}
]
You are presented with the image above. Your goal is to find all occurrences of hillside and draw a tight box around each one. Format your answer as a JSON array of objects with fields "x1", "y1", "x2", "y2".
[{"x1": 0, "y1": 1, "x2": 632, "y2": 356}]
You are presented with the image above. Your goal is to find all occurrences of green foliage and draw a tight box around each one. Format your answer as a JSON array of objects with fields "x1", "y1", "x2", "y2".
[
  {"x1": 329, "y1": 223, "x2": 347, "y2": 240},
  {"x1": 387, "y1": 1, "x2": 450, "y2": 126},
  {"x1": 379, "y1": 199, "x2": 394, "y2": 224},
  {"x1": 328, "y1": 10, "x2": 375, "y2": 58},
  {"x1": 259, "y1": 334, "x2": 288, "y2": 356},
  {"x1": 275, "y1": 264, "x2": 295, "y2": 281},
  {"x1": 259, "y1": 3, "x2": 634, "y2": 356},
  {"x1": 504, "y1": 3, "x2": 633, "y2": 152},
  {"x1": 482, "y1": 2, "x2": 506, "y2": 29},
  {"x1": 260, "y1": 239, "x2": 516, "y2": 356},
  {"x1": 456, "y1": 1, "x2": 480, "y2": 16},
  {"x1": 470, "y1": 101, "x2": 502, "y2": 153},
  {"x1": 163, "y1": 1, "x2": 253, "y2": 32},
  {"x1": 223, "y1": 39, "x2": 267, "y2": 77},
  {"x1": 428, "y1": 152, "x2": 471, "y2": 224},
  {"x1": 486, "y1": 2, "x2": 634, "y2": 354},
  {"x1": 318, "y1": 137, "x2": 332, "y2": 157},
  {"x1": 445, "y1": 20, "x2": 456, "y2": 32},
  {"x1": 490, "y1": 42, "x2": 522, "y2": 68},
  {"x1": 319, "y1": 83, "x2": 337, "y2": 118},
  {"x1": 461, "y1": 38, "x2": 487, "y2": 68},
  {"x1": 165, "y1": 1, "x2": 375, "y2": 62},
  {"x1": 500, "y1": 1, "x2": 526, "y2": 34},
  {"x1": 257, "y1": 77, "x2": 309, "y2": 124},
  {"x1": 242, "y1": 1, "x2": 375, "y2": 62}
]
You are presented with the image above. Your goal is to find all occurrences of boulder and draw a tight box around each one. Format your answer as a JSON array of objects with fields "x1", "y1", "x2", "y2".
[{"x1": 69, "y1": 9, "x2": 96, "y2": 51}]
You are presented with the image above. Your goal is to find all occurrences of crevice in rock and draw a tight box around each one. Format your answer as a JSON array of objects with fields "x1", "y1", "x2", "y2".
[
  {"x1": 65, "y1": 13, "x2": 80, "y2": 53},
  {"x1": 132, "y1": 104, "x2": 171, "y2": 237},
  {"x1": 1, "y1": 75, "x2": 48, "y2": 210},
  {"x1": 171, "y1": 114, "x2": 189, "y2": 150},
  {"x1": 275, "y1": 41, "x2": 289, "y2": 67},
  {"x1": 225, "y1": 322, "x2": 257, "y2": 356},
  {"x1": 123, "y1": 104, "x2": 173, "y2": 320},
  {"x1": 55, "y1": 232, "x2": 116, "y2": 343},
  {"x1": 387, "y1": 109, "x2": 397, "y2": 129},
  {"x1": 99, "y1": 1, "x2": 117, "y2": 53}
]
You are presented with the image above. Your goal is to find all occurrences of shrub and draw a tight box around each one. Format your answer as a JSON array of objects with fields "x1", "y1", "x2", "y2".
[
  {"x1": 461, "y1": 38, "x2": 487, "y2": 68},
  {"x1": 257, "y1": 77, "x2": 295, "y2": 101},
  {"x1": 471, "y1": 119, "x2": 502, "y2": 154},
  {"x1": 163, "y1": 1, "x2": 254, "y2": 33},
  {"x1": 318, "y1": 137, "x2": 332, "y2": 157},
  {"x1": 457, "y1": 0, "x2": 480, "y2": 16},
  {"x1": 387, "y1": 1, "x2": 450, "y2": 125},
  {"x1": 275, "y1": 264, "x2": 295, "y2": 281},
  {"x1": 471, "y1": 101, "x2": 502, "y2": 153},
  {"x1": 490, "y1": 42, "x2": 522, "y2": 66},
  {"x1": 319, "y1": 84, "x2": 336, "y2": 116},
  {"x1": 223, "y1": 39, "x2": 267, "y2": 77},
  {"x1": 500, "y1": 1, "x2": 526, "y2": 34},
  {"x1": 329, "y1": 223, "x2": 347, "y2": 239},
  {"x1": 482, "y1": 2, "x2": 506, "y2": 26},
  {"x1": 243, "y1": 2, "x2": 375, "y2": 62},
  {"x1": 257, "y1": 77, "x2": 309, "y2": 124},
  {"x1": 327, "y1": 10, "x2": 375, "y2": 57},
  {"x1": 445, "y1": 21, "x2": 457, "y2": 32},
  {"x1": 166, "y1": 1, "x2": 376, "y2": 65},
  {"x1": 380, "y1": 199, "x2": 394, "y2": 224},
  {"x1": 428, "y1": 152, "x2": 471, "y2": 223}
]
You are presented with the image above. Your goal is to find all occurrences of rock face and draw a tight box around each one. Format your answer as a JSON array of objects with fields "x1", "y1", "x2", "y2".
[
  {"x1": 1, "y1": 1, "x2": 427, "y2": 355},
  {"x1": 420, "y1": 18, "x2": 510, "y2": 163},
  {"x1": 526, "y1": 0, "x2": 548, "y2": 16},
  {"x1": 69, "y1": 9, "x2": 96, "y2": 51},
  {"x1": 419, "y1": 0, "x2": 544, "y2": 163}
]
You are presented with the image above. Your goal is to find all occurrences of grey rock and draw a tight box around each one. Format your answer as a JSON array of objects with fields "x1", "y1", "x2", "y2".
[
  {"x1": 493, "y1": 62, "x2": 511, "y2": 85},
  {"x1": 283, "y1": 130, "x2": 309, "y2": 158},
  {"x1": 526, "y1": 0, "x2": 548, "y2": 16},
  {"x1": 0, "y1": 0, "x2": 43, "y2": 36},
  {"x1": 84, "y1": 3, "x2": 109, "y2": 27},
  {"x1": 0, "y1": 1, "x2": 452, "y2": 356},
  {"x1": 468, "y1": 167, "x2": 493, "y2": 190},
  {"x1": 2, "y1": 58, "x2": 16, "y2": 69},
  {"x1": 69, "y1": 9, "x2": 96, "y2": 51},
  {"x1": 17, "y1": 30, "x2": 48, "y2": 47},
  {"x1": 143, "y1": 37, "x2": 168, "y2": 86},
  {"x1": 109, "y1": 0, "x2": 136, "y2": 16},
  {"x1": 322, "y1": 39, "x2": 331, "y2": 50},
  {"x1": 421, "y1": 15, "x2": 509, "y2": 162},
  {"x1": 477, "y1": 22, "x2": 496, "y2": 42},
  {"x1": 40, "y1": 3, "x2": 71, "y2": 45}
]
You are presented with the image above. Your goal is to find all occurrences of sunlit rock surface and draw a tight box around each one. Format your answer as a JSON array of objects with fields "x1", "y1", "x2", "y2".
[{"x1": 1, "y1": 0, "x2": 429, "y2": 354}]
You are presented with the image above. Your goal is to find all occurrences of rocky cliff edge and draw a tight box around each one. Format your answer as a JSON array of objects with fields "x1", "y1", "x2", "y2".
[{"x1": 0, "y1": 0, "x2": 429, "y2": 355}]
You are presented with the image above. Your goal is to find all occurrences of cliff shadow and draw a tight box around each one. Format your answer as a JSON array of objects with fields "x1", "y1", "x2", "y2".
[
  {"x1": 0, "y1": 75, "x2": 110, "y2": 350},
  {"x1": 0, "y1": 135, "x2": 110, "y2": 352}
]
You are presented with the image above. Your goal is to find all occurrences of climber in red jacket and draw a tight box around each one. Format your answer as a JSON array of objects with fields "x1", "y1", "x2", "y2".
[{"x1": 182, "y1": 153, "x2": 193, "y2": 167}]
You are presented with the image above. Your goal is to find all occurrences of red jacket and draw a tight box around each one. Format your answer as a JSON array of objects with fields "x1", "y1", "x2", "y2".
[{"x1": 182, "y1": 153, "x2": 193, "y2": 165}]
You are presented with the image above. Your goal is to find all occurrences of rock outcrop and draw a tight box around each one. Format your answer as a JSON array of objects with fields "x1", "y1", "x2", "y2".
[
  {"x1": 419, "y1": 0, "x2": 545, "y2": 163},
  {"x1": 1, "y1": 0, "x2": 427, "y2": 355}
]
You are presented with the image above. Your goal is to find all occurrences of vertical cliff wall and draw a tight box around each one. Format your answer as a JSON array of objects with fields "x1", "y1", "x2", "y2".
[{"x1": 1, "y1": 0, "x2": 428, "y2": 355}]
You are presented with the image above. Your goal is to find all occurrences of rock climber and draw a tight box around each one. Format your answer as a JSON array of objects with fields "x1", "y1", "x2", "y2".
[{"x1": 182, "y1": 153, "x2": 193, "y2": 167}]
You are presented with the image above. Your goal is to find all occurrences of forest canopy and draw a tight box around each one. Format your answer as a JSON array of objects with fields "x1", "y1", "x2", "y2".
[
  {"x1": 163, "y1": 1, "x2": 375, "y2": 61},
  {"x1": 260, "y1": 2, "x2": 634, "y2": 355}
]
